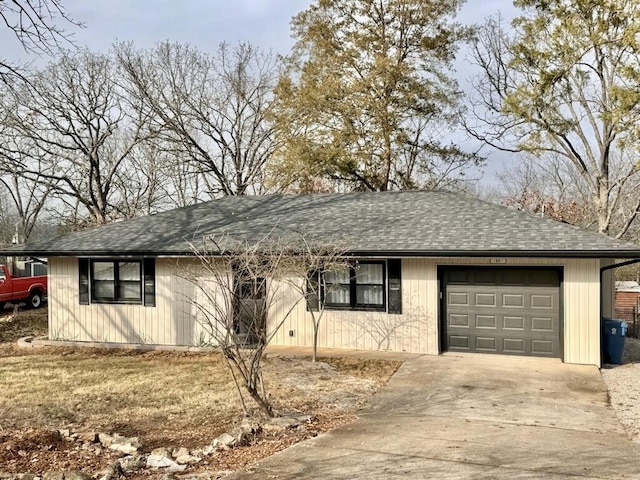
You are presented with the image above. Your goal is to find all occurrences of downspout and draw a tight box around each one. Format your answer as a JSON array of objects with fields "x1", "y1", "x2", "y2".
[{"x1": 600, "y1": 258, "x2": 640, "y2": 366}]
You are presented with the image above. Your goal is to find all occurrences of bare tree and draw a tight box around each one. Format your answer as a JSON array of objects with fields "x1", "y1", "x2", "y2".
[
  {"x1": 0, "y1": 186, "x2": 16, "y2": 247},
  {"x1": 496, "y1": 155, "x2": 592, "y2": 227},
  {"x1": 182, "y1": 235, "x2": 300, "y2": 417},
  {"x1": 0, "y1": 0, "x2": 82, "y2": 82},
  {"x1": 495, "y1": 150, "x2": 640, "y2": 241},
  {"x1": 182, "y1": 232, "x2": 350, "y2": 415},
  {"x1": 0, "y1": 101, "x2": 53, "y2": 242},
  {"x1": 0, "y1": 48, "x2": 155, "y2": 226},
  {"x1": 0, "y1": 170, "x2": 52, "y2": 243},
  {"x1": 277, "y1": 237, "x2": 349, "y2": 362},
  {"x1": 468, "y1": 9, "x2": 640, "y2": 238},
  {"x1": 117, "y1": 41, "x2": 281, "y2": 199}
]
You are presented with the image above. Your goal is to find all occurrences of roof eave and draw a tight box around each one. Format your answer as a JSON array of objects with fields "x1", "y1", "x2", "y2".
[
  {"x1": 348, "y1": 249, "x2": 640, "y2": 259},
  {"x1": 3, "y1": 248, "x2": 640, "y2": 259}
]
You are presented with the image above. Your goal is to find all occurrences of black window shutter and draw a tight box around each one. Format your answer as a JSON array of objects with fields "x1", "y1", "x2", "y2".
[
  {"x1": 79, "y1": 258, "x2": 89, "y2": 305},
  {"x1": 143, "y1": 258, "x2": 156, "y2": 307},
  {"x1": 306, "y1": 270, "x2": 320, "y2": 311},
  {"x1": 387, "y1": 259, "x2": 402, "y2": 314}
]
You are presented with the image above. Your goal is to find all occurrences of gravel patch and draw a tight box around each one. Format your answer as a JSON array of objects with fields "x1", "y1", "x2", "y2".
[{"x1": 601, "y1": 337, "x2": 640, "y2": 443}]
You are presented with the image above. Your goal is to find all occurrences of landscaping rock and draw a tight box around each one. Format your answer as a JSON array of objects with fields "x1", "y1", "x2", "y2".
[
  {"x1": 172, "y1": 447, "x2": 190, "y2": 459},
  {"x1": 98, "y1": 433, "x2": 141, "y2": 454},
  {"x1": 96, "y1": 462, "x2": 123, "y2": 480},
  {"x1": 0, "y1": 474, "x2": 37, "y2": 480},
  {"x1": 263, "y1": 415, "x2": 310, "y2": 432},
  {"x1": 44, "y1": 472, "x2": 90, "y2": 480},
  {"x1": 146, "y1": 454, "x2": 186, "y2": 472},
  {"x1": 76, "y1": 432, "x2": 98, "y2": 443},
  {"x1": 211, "y1": 432, "x2": 236, "y2": 449},
  {"x1": 118, "y1": 454, "x2": 146, "y2": 472},
  {"x1": 151, "y1": 447, "x2": 172, "y2": 458}
]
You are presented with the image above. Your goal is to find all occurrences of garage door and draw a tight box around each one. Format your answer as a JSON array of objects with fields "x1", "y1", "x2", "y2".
[{"x1": 442, "y1": 268, "x2": 561, "y2": 357}]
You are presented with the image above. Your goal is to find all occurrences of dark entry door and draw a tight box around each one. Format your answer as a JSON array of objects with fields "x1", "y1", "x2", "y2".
[
  {"x1": 442, "y1": 268, "x2": 561, "y2": 357},
  {"x1": 233, "y1": 277, "x2": 267, "y2": 345}
]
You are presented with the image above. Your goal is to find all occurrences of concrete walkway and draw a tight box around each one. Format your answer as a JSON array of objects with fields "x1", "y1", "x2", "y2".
[{"x1": 229, "y1": 353, "x2": 640, "y2": 479}]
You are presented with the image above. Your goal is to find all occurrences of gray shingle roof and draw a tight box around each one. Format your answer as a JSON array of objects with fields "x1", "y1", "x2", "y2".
[{"x1": 4, "y1": 190, "x2": 640, "y2": 258}]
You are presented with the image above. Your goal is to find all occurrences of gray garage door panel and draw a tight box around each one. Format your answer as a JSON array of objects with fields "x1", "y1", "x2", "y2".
[{"x1": 442, "y1": 268, "x2": 561, "y2": 357}]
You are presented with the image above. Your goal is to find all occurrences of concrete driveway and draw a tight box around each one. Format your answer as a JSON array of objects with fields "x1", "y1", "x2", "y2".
[{"x1": 228, "y1": 353, "x2": 640, "y2": 479}]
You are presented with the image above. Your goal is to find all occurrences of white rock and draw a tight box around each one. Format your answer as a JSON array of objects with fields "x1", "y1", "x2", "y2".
[
  {"x1": 191, "y1": 444, "x2": 214, "y2": 457},
  {"x1": 146, "y1": 455, "x2": 187, "y2": 472},
  {"x1": 109, "y1": 442, "x2": 138, "y2": 454},
  {"x1": 175, "y1": 454, "x2": 202, "y2": 465},
  {"x1": 118, "y1": 455, "x2": 146, "y2": 473},
  {"x1": 263, "y1": 416, "x2": 299, "y2": 432},
  {"x1": 211, "y1": 432, "x2": 236, "y2": 449},
  {"x1": 172, "y1": 447, "x2": 190, "y2": 459},
  {"x1": 98, "y1": 433, "x2": 115, "y2": 447}
]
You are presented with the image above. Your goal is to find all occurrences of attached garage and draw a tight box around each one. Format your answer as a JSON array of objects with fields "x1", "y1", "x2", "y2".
[
  {"x1": 441, "y1": 267, "x2": 561, "y2": 358},
  {"x1": 3, "y1": 189, "x2": 640, "y2": 367}
]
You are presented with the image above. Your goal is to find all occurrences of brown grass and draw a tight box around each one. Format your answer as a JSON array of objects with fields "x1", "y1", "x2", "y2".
[
  {"x1": 0, "y1": 308, "x2": 402, "y2": 456},
  {"x1": 0, "y1": 346, "x2": 240, "y2": 448}
]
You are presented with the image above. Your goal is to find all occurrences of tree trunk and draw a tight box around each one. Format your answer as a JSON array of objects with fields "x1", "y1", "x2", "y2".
[
  {"x1": 312, "y1": 322, "x2": 319, "y2": 362},
  {"x1": 595, "y1": 177, "x2": 610, "y2": 234}
]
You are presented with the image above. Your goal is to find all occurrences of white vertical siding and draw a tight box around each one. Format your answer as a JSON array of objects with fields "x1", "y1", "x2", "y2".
[
  {"x1": 268, "y1": 257, "x2": 602, "y2": 364},
  {"x1": 416, "y1": 257, "x2": 601, "y2": 365},
  {"x1": 48, "y1": 257, "x2": 216, "y2": 346},
  {"x1": 563, "y1": 258, "x2": 601, "y2": 366},
  {"x1": 49, "y1": 255, "x2": 604, "y2": 365},
  {"x1": 267, "y1": 259, "x2": 436, "y2": 354}
]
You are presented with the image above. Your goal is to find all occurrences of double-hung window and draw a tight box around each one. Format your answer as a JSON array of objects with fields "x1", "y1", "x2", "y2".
[
  {"x1": 92, "y1": 260, "x2": 142, "y2": 303},
  {"x1": 79, "y1": 258, "x2": 156, "y2": 306},
  {"x1": 323, "y1": 268, "x2": 352, "y2": 308},
  {"x1": 323, "y1": 261, "x2": 385, "y2": 311}
]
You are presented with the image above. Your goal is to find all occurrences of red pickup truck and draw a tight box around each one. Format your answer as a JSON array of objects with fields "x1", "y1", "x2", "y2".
[{"x1": 0, "y1": 264, "x2": 47, "y2": 309}]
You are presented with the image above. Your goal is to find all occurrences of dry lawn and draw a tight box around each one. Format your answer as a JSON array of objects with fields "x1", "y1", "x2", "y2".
[{"x1": 0, "y1": 308, "x2": 402, "y2": 476}]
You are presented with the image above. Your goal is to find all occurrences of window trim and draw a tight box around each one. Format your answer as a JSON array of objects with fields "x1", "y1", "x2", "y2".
[
  {"x1": 322, "y1": 260, "x2": 386, "y2": 312},
  {"x1": 78, "y1": 257, "x2": 156, "y2": 307},
  {"x1": 90, "y1": 259, "x2": 144, "y2": 305}
]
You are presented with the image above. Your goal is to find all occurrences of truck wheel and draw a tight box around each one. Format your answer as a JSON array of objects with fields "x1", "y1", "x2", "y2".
[{"x1": 28, "y1": 291, "x2": 43, "y2": 309}]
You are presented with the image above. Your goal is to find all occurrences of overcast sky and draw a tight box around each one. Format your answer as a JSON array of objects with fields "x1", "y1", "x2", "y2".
[
  {"x1": 1, "y1": 0, "x2": 519, "y2": 187},
  {"x1": 3, "y1": 1, "x2": 517, "y2": 68}
]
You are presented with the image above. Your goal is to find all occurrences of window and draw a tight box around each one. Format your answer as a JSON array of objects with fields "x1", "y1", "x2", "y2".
[
  {"x1": 92, "y1": 260, "x2": 142, "y2": 303},
  {"x1": 79, "y1": 258, "x2": 156, "y2": 306},
  {"x1": 323, "y1": 261, "x2": 386, "y2": 311},
  {"x1": 324, "y1": 267, "x2": 352, "y2": 307}
]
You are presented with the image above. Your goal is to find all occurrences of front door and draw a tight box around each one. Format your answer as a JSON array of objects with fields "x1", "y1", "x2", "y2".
[{"x1": 233, "y1": 276, "x2": 267, "y2": 345}]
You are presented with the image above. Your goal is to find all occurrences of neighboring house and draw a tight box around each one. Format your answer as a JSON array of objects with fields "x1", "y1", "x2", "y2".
[
  {"x1": 2, "y1": 190, "x2": 640, "y2": 367},
  {"x1": 615, "y1": 281, "x2": 640, "y2": 332},
  {"x1": 615, "y1": 281, "x2": 640, "y2": 309}
]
